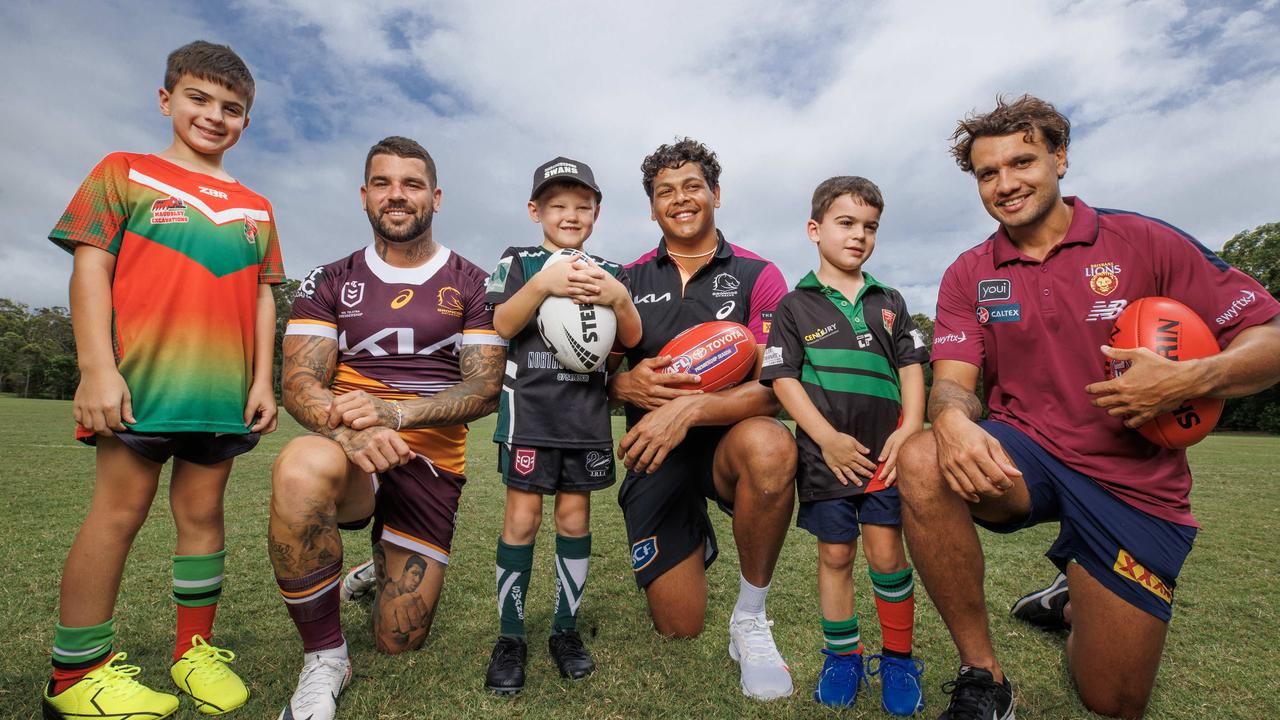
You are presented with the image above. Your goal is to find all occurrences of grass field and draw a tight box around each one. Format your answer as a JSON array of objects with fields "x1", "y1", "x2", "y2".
[{"x1": 1, "y1": 396, "x2": 1277, "y2": 719}]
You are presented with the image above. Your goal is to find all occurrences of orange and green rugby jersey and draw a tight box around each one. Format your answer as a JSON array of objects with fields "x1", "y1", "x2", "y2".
[{"x1": 49, "y1": 152, "x2": 286, "y2": 434}]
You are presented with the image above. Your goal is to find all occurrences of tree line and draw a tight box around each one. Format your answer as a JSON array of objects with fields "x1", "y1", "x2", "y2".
[{"x1": 3, "y1": 223, "x2": 1277, "y2": 433}]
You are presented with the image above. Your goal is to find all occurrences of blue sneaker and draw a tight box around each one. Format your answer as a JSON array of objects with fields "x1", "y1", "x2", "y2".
[
  {"x1": 813, "y1": 649, "x2": 867, "y2": 707},
  {"x1": 869, "y1": 654, "x2": 925, "y2": 716}
]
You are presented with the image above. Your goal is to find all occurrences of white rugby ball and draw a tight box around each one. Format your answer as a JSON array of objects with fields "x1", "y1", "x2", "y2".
[{"x1": 535, "y1": 249, "x2": 617, "y2": 373}]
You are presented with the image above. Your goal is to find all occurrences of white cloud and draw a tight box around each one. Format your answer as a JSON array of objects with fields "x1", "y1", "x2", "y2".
[{"x1": 3, "y1": 0, "x2": 1277, "y2": 320}]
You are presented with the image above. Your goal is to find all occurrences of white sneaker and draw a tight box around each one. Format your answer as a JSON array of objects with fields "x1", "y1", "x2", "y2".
[
  {"x1": 340, "y1": 559, "x2": 377, "y2": 602},
  {"x1": 728, "y1": 612, "x2": 794, "y2": 700},
  {"x1": 279, "y1": 651, "x2": 352, "y2": 720}
]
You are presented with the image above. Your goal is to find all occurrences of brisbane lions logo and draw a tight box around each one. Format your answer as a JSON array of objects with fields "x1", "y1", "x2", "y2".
[{"x1": 436, "y1": 287, "x2": 464, "y2": 317}]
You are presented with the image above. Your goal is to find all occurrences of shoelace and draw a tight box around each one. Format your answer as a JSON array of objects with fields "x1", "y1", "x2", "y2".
[
  {"x1": 185, "y1": 636, "x2": 236, "y2": 680},
  {"x1": 91, "y1": 653, "x2": 147, "y2": 701},
  {"x1": 732, "y1": 617, "x2": 784, "y2": 663},
  {"x1": 867, "y1": 655, "x2": 923, "y2": 691},
  {"x1": 940, "y1": 673, "x2": 995, "y2": 718},
  {"x1": 551, "y1": 632, "x2": 589, "y2": 660},
  {"x1": 491, "y1": 640, "x2": 524, "y2": 670},
  {"x1": 293, "y1": 656, "x2": 347, "y2": 706}
]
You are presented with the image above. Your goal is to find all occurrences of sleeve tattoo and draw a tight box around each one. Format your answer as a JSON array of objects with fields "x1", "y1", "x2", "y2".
[
  {"x1": 927, "y1": 378, "x2": 985, "y2": 423},
  {"x1": 401, "y1": 342, "x2": 505, "y2": 428},
  {"x1": 281, "y1": 334, "x2": 342, "y2": 436}
]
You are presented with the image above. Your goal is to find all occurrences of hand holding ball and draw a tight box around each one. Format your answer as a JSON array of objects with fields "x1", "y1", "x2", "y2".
[{"x1": 536, "y1": 249, "x2": 616, "y2": 373}]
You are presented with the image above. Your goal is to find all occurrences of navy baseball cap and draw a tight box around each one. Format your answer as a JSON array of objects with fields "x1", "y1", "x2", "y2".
[{"x1": 530, "y1": 156, "x2": 602, "y2": 202}]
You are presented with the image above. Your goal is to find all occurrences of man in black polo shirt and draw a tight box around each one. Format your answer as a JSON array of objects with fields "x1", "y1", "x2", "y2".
[{"x1": 608, "y1": 138, "x2": 797, "y2": 700}]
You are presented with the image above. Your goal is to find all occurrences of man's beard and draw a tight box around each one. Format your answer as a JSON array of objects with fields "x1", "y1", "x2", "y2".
[{"x1": 369, "y1": 203, "x2": 434, "y2": 243}]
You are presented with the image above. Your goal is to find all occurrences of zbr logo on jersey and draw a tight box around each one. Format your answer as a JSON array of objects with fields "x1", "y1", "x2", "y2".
[
  {"x1": 712, "y1": 273, "x2": 740, "y2": 297},
  {"x1": 514, "y1": 448, "x2": 536, "y2": 476},
  {"x1": 437, "y1": 287, "x2": 464, "y2": 317},
  {"x1": 150, "y1": 196, "x2": 189, "y2": 224},
  {"x1": 631, "y1": 536, "x2": 659, "y2": 572},
  {"x1": 242, "y1": 215, "x2": 259, "y2": 244},
  {"x1": 341, "y1": 281, "x2": 365, "y2": 308},
  {"x1": 391, "y1": 289, "x2": 414, "y2": 309},
  {"x1": 198, "y1": 185, "x2": 229, "y2": 200},
  {"x1": 882, "y1": 309, "x2": 896, "y2": 332}
]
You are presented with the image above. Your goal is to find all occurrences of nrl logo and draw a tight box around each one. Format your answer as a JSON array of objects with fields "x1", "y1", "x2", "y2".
[{"x1": 341, "y1": 281, "x2": 365, "y2": 308}]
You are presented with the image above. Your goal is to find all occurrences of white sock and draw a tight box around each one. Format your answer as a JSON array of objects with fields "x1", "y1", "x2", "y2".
[
  {"x1": 307, "y1": 641, "x2": 348, "y2": 661},
  {"x1": 733, "y1": 573, "x2": 769, "y2": 619}
]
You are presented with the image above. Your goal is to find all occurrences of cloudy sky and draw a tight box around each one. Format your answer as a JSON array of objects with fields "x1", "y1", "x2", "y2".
[{"x1": 4, "y1": 1, "x2": 1278, "y2": 316}]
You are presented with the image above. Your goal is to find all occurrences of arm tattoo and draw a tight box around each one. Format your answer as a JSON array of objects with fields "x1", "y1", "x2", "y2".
[
  {"x1": 927, "y1": 378, "x2": 985, "y2": 423},
  {"x1": 281, "y1": 334, "x2": 342, "y2": 435},
  {"x1": 401, "y1": 343, "x2": 504, "y2": 428}
]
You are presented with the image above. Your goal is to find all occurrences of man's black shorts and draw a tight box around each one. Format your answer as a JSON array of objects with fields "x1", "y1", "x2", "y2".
[{"x1": 618, "y1": 426, "x2": 729, "y2": 589}]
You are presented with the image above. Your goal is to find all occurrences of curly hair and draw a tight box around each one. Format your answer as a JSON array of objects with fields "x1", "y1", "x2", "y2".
[
  {"x1": 810, "y1": 176, "x2": 884, "y2": 222},
  {"x1": 640, "y1": 138, "x2": 722, "y2": 200},
  {"x1": 365, "y1": 136, "x2": 438, "y2": 186},
  {"x1": 165, "y1": 41, "x2": 255, "y2": 110},
  {"x1": 950, "y1": 94, "x2": 1070, "y2": 174}
]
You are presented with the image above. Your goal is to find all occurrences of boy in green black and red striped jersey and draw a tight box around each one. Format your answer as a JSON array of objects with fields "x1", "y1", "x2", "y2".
[
  {"x1": 42, "y1": 41, "x2": 283, "y2": 719},
  {"x1": 760, "y1": 176, "x2": 929, "y2": 716}
]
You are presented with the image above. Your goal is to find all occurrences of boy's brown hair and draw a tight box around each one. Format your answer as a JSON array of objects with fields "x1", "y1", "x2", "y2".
[
  {"x1": 365, "y1": 136, "x2": 438, "y2": 187},
  {"x1": 165, "y1": 41, "x2": 256, "y2": 110},
  {"x1": 810, "y1": 176, "x2": 884, "y2": 222},
  {"x1": 950, "y1": 94, "x2": 1071, "y2": 174}
]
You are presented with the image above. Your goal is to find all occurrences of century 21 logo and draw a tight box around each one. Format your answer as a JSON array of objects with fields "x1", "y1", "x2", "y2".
[{"x1": 391, "y1": 289, "x2": 414, "y2": 309}]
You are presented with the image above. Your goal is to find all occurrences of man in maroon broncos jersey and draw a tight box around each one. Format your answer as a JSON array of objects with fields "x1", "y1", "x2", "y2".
[{"x1": 268, "y1": 137, "x2": 505, "y2": 720}]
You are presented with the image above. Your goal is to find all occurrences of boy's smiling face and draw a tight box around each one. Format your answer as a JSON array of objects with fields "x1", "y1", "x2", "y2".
[
  {"x1": 809, "y1": 193, "x2": 880, "y2": 275},
  {"x1": 529, "y1": 184, "x2": 599, "y2": 251},
  {"x1": 159, "y1": 74, "x2": 250, "y2": 158}
]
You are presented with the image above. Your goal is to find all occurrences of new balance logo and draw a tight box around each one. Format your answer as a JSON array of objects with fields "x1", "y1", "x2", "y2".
[{"x1": 1085, "y1": 299, "x2": 1128, "y2": 322}]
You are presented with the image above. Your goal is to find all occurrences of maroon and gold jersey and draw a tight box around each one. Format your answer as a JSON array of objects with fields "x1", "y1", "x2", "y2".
[
  {"x1": 49, "y1": 152, "x2": 285, "y2": 434},
  {"x1": 287, "y1": 244, "x2": 503, "y2": 474}
]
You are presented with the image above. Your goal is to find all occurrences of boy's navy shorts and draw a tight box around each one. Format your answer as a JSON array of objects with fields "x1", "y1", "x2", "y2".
[
  {"x1": 79, "y1": 429, "x2": 260, "y2": 465},
  {"x1": 797, "y1": 487, "x2": 901, "y2": 544},
  {"x1": 978, "y1": 420, "x2": 1196, "y2": 622},
  {"x1": 498, "y1": 444, "x2": 616, "y2": 495}
]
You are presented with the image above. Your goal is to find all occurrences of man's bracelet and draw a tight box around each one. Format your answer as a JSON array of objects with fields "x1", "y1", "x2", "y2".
[{"x1": 390, "y1": 399, "x2": 403, "y2": 431}]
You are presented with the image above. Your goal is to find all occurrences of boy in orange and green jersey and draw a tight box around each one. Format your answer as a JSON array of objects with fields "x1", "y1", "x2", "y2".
[{"x1": 42, "y1": 41, "x2": 284, "y2": 719}]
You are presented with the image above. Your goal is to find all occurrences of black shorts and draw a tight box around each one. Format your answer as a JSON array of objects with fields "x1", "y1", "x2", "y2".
[
  {"x1": 346, "y1": 457, "x2": 466, "y2": 566},
  {"x1": 80, "y1": 429, "x2": 260, "y2": 465},
  {"x1": 618, "y1": 427, "x2": 730, "y2": 589},
  {"x1": 497, "y1": 444, "x2": 616, "y2": 495}
]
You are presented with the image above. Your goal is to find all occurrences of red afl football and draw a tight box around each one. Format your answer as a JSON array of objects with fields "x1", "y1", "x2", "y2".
[
  {"x1": 658, "y1": 321, "x2": 756, "y2": 393},
  {"x1": 1108, "y1": 297, "x2": 1223, "y2": 449}
]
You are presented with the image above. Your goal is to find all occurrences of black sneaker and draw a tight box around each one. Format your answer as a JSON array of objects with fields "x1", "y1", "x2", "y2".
[
  {"x1": 484, "y1": 636, "x2": 527, "y2": 695},
  {"x1": 548, "y1": 629, "x2": 596, "y2": 680},
  {"x1": 1011, "y1": 572, "x2": 1070, "y2": 631},
  {"x1": 939, "y1": 666, "x2": 1013, "y2": 720}
]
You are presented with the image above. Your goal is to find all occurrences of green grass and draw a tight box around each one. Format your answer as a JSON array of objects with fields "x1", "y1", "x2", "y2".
[{"x1": 1, "y1": 396, "x2": 1277, "y2": 719}]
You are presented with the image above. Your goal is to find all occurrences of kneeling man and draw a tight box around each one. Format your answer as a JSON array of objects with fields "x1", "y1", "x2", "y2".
[{"x1": 269, "y1": 137, "x2": 504, "y2": 720}]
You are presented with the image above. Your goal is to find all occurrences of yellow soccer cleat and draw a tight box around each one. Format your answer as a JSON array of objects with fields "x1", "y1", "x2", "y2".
[
  {"x1": 169, "y1": 636, "x2": 249, "y2": 715},
  {"x1": 43, "y1": 652, "x2": 180, "y2": 719}
]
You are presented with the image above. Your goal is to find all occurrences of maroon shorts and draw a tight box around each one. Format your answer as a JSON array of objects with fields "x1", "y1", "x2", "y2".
[{"x1": 344, "y1": 456, "x2": 465, "y2": 566}]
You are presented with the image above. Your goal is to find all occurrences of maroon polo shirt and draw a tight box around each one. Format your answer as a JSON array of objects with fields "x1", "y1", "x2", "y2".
[{"x1": 932, "y1": 197, "x2": 1279, "y2": 525}]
